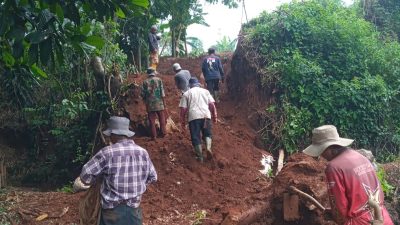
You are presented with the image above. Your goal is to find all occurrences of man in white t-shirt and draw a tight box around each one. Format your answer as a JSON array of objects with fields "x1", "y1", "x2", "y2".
[{"x1": 179, "y1": 77, "x2": 217, "y2": 162}]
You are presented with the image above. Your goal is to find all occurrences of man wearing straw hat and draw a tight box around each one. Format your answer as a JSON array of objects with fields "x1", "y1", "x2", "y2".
[
  {"x1": 74, "y1": 116, "x2": 157, "y2": 225},
  {"x1": 303, "y1": 125, "x2": 393, "y2": 225}
]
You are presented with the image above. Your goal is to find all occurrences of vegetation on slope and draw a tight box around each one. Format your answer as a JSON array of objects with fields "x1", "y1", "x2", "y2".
[{"x1": 241, "y1": 0, "x2": 400, "y2": 161}]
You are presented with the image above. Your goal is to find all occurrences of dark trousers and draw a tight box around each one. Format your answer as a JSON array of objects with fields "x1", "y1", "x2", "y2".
[
  {"x1": 206, "y1": 79, "x2": 220, "y2": 93},
  {"x1": 148, "y1": 110, "x2": 166, "y2": 138},
  {"x1": 100, "y1": 205, "x2": 142, "y2": 225},
  {"x1": 189, "y1": 119, "x2": 212, "y2": 146}
]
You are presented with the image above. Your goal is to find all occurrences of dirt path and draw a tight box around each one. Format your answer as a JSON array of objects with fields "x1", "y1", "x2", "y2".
[
  {"x1": 1, "y1": 56, "x2": 272, "y2": 225},
  {"x1": 2, "y1": 56, "x2": 399, "y2": 225}
]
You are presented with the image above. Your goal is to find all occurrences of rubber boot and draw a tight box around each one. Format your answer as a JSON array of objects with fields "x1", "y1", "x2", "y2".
[
  {"x1": 194, "y1": 145, "x2": 203, "y2": 163},
  {"x1": 205, "y1": 137, "x2": 213, "y2": 159},
  {"x1": 214, "y1": 91, "x2": 220, "y2": 103}
]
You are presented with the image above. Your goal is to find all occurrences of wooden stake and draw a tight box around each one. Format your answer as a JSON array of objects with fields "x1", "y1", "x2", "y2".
[
  {"x1": 276, "y1": 149, "x2": 284, "y2": 176},
  {"x1": 0, "y1": 155, "x2": 6, "y2": 188},
  {"x1": 283, "y1": 193, "x2": 300, "y2": 221}
]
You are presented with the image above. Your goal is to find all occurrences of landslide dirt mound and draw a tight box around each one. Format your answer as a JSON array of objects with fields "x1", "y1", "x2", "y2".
[
  {"x1": 2, "y1": 55, "x2": 272, "y2": 225},
  {"x1": 2, "y1": 55, "x2": 398, "y2": 225},
  {"x1": 269, "y1": 153, "x2": 334, "y2": 225},
  {"x1": 127, "y1": 56, "x2": 271, "y2": 224}
]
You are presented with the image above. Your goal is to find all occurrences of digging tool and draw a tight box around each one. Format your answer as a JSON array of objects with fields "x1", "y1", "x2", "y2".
[
  {"x1": 289, "y1": 186, "x2": 326, "y2": 211},
  {"x1": 368, "y1": 196, "x2": 383, "y2": 225},
  {"x1": 283, "y1": 186, "x2": 326, "y2": 222}
]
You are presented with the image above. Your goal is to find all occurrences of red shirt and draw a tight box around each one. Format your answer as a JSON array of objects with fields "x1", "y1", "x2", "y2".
[{"x1": 325, "y1": 149, "x2": 394, "y2": 225}]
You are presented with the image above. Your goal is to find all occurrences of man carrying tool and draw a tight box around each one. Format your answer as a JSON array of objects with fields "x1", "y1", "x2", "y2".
[
  {"x1": 141, "y1": 67, "x2": 167, "y2": 140},
  {"x1": 179, "y1": 77, "x2": 217, "y2": 162},
  {"x1": 148, "y1": 25, "x2": 160, "y2": 70},
  {"x1": 74, "y1": 116, "x2": 157, "y2": 225},
  {"x1": 172, "y1": 63, "x2": 191, "y2": 94},
  {"x1": 201, "y1": 47, "x2": 224, "y2": 103},
  {"x1": 302, "y1": 125, "x2": 394, "y2": 225}
]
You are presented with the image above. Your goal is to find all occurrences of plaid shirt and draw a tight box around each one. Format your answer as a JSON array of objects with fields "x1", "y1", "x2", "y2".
[{"x1": 80, "y1": 139, "x2": 157, "y2": 209}]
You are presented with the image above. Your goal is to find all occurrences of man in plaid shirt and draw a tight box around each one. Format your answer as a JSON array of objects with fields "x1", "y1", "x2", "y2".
[{"x1": 75, "y1": 116, "x2": 157, "y2": 225}]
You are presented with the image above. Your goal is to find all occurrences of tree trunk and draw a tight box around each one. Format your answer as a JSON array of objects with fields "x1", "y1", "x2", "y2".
[
  {"x1": 176, "y1": 27, "x2": 182, "y2": 56},
  {"x1": 0, "y1": 155, "x2": 6, "y2": 188},
  {"x1": 171, "y1": 29, "x2": 176, "y2": 57},
  {"x1": 184, "y1": 34, "x2": 188, "y2": 57},
  {"x1": 138, "y1": 44, "x2": 142, "y2": 71}
]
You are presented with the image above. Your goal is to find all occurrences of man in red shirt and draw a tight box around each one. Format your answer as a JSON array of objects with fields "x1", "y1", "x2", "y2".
[{"x1": 303, "y1": 125, "x2": 394, "y2": 225}]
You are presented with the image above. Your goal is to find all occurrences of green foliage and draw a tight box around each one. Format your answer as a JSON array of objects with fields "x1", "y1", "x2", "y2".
[
  {"x1": 57, "y1": 182, "x2": 74, "y2": 193},
  {"x1": 151, "y1": 0, "x2": 239, "y2": 57},
  {"x1": 358, "y1": 0, "x2": 400, "y2": 41},
  {"x1": 187, "y1": 37, "x2": 205, "y2": 57},
  {"x1": 213, "y1": 36, "x2": 237, "y2": 52},
  {"x1": 0, "y1": 0, "x2": 148, "y2": 187},
  {"x1": 376, "y1": 165, "x2": 395, "y2": 197},
  {"x1": 243, "y1": 0, "x2": 400, "y2": 159},
  {"x1": 191, "y1": 210, "x2": 207, "y2": 225}
]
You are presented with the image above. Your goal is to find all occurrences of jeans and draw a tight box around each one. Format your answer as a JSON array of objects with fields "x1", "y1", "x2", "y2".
[
  {"x1": 189, "y1": 119, "x2": 212, "y2": 146},
  {"x1": 206, "y1": 79, "x2": 220, "y2": 94},
  {"x1": 100, "y1": 205, "x2": 142, "y2": 225}
]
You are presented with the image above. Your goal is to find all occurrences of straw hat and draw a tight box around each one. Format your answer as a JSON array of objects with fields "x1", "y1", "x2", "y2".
[
  {"x1": 303, "y1": 125, "x2": 353, "y2": 157},
  {"x1": 103, "y1": 116, "x2": 135, "y2": 137}
]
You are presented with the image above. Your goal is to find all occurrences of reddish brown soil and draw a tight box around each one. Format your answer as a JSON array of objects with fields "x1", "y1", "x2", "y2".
[
  {"x1": 2, "y1": 56, "x2": 271, "y2": 225},
  {"x1": 269, "y1": 153, "x2": 335, "y2": 225},
  {"x1": 2, "y1": 56, "x2": 398, "y2": 225}
]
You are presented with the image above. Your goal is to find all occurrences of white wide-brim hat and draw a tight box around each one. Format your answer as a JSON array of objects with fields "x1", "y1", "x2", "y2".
[
  {"x1": 303, "y1": 125, "x2": 353, "y2": 157},
  {"x1": 103, "y1": 116, "x2": 135, "y2": 137}
]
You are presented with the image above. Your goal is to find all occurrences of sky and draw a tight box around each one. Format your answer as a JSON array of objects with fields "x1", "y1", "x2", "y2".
[{"x1": 187, "y1": 0, "x2": 354, "y2": 50}]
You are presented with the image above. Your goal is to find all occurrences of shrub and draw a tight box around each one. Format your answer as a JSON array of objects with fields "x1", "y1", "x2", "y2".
[{"x1": 242, "y1": 0, "x2": 400, "y2": 160}]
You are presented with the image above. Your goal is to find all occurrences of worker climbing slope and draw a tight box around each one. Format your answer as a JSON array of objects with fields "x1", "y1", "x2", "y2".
[
  {"x1": 172, "y1": 63, "x2": 191, "y2": 94},
  {"x1": 201, "y1": 47, "x2": 224, "y2": 103},
  {"x1": 141, "y1": 67, "x2": 167, "y2": 140},
  {"x1": 179, "y1": 77, "x2": 217, "y2": 162},
  {"x1": 74, "y1": 116, "x2": 157, "y2": 225},
  {"x1": 148, "y1": 25, "x2": 160, "y2": 70}
]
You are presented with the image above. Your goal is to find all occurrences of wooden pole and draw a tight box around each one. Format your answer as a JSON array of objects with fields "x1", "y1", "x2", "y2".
[
  {"x1": 289, "y1": 186, "x2": 326, "y2": 211},
  {"x1": 276, "y1": 149, "x2": 284, "y2": 176},
  {"x1": 0, "y1": 155, "x2": 6, "y2": 188}
]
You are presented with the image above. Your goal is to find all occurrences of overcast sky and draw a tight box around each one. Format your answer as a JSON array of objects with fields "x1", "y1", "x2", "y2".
[{"x1": 187, "y1": 0, "x2": 354, "y2": 50}]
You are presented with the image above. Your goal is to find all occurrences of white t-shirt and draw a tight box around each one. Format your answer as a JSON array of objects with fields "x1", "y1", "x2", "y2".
[{"x1": 179, "y1": 87, "x2": 215, "y2": 122}]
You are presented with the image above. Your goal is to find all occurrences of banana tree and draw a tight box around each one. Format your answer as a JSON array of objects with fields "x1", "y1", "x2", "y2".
[{"x1": 0, "y1": 0, "x2": 149, "y2": 107}]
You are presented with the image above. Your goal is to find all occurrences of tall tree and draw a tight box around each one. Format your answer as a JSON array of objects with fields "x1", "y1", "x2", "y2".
[
  {"x1": 359, "y1": 0, "x2": 400, "y2": 40},
  {"x1": 151, "y1": 0, "x2": 239, "y2": 57}
]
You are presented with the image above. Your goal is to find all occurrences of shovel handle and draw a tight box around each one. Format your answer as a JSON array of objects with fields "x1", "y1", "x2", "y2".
[{"x1": 289, "y1": 186, "x2": 326, "y2": 211}]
